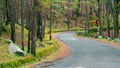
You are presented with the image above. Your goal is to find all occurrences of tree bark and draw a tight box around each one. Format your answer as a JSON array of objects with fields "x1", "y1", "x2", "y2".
[
  {"x1": 9, "y1": 0, "x2": 16, "y2": 42},
  {"x1": 31, "y1": 0, "x2": 36, "y2": 56},
  {"x1": 49, "y1": 2, "x2": 52, "y2": 40},
  {"x1": 5, "y1": 0, "x2": 11, "y2": 25},
  {"x1": 85, "y1": 0, "x2": 89, "y2": 34},
  {"x1": 0, "y1": 0, "x2": 2, "y2": 37},
  {"x1": 111, "y1": 0, "x2": 119, "y2": 38},
  {"x1": 21, "y1": 0, "x2": 25, "y2": 51},
  {"x1": 97, "y1": 0, "x2": 103, "y2": 36},
  {"x1": 106, "y1": 0, "x2": 111, "y2": 37},
  {"x1": 27, "y1": 0, "x2": 31, "y2": 53},
  {"x1": 37, "y1": 11, "x2": 43, "y2": 41}
]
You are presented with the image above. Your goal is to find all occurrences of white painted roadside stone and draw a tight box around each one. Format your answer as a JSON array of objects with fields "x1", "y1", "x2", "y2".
[{"x1": 8, "y1": 40, "x2": 26, "y2": 56}]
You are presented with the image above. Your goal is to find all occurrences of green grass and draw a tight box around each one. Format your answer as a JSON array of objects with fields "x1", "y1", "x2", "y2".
[{"x1": 0, "y1": 24, "x2": 58, "y2": 68}]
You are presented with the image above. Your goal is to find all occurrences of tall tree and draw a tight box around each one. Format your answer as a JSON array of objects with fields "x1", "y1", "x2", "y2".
[
  {"x1": 113, "y1": 0, "x2": 119, "y2": 38},
  {"x1": 9, "y1": 0, "x2": 16, "y2": 42},
  {"x1": 66, "y1": 0, "x2": 70, "y2": 30},
  {"x1": 37, "y1": 10, "x2": 43, "y2": 41},
  {"x1": 0, "y1": 0, "x2": 2, "y2": 37},
  {"x1": 21, "y1": 0, "x2": 25, "y2": 51},
  {"x1": 97, "y1": 0, "x2": 103, "y2": 36},
  {"x1": 31, "y1": 0, "x2": 37, "y2": 56},
  {"x1": 27, "y1": 0, "x2": 31, "y2": 53},
  {"x1": 106, "y1": 0, "x2": 111, "y2": 38},
  {"x1": 4, "y1": 0, "x2": 11, "y2": 25},
  {"x1": 85, "y1": 0, "x2": 89, "y2": 34},
  {"x1": 49, "y1": 2, "x2": 52, "y2": 40},
  {"x1": 110, "y1": 0, "x2": 119, "y2": 39}
]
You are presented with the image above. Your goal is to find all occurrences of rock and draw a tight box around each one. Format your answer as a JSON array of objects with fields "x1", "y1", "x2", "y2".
[
  {"x1": 98, "y1": 35, "x2": 103, "y2": 39},
  {"x1": 107, "y1": 37, "x2": 112, "y2": 41},
  {"x1": 8, "y1": 40, "x2": 26, "y2": 56},
  {"x1": 114, "y1": 38, "x2": 120, "y2": 42}
]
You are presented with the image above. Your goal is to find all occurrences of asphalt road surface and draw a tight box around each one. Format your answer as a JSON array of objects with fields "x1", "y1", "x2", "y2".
[{"x1": 40, "y1": 32, "x2": 120, "y2": 68}]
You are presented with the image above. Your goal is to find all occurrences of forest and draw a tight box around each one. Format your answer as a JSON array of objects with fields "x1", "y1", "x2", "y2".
[{"x1": 0, "y1": 0, "x2": 120, "y2": 68}]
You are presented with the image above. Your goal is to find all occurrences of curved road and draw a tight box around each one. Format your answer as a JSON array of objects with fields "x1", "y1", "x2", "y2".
[{"x1": 40, "y1": 32, "x2": 120, "y2": 68}]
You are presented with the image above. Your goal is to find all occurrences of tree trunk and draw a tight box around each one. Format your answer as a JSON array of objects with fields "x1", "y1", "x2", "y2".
[
  {"x1": 0, "y1": 0, "x2": 2, "y2": 37},
  {"x1": 21, "y1": 0, "x2": 25, "y2": 51},
  {"x1": 114, "y1": 0, "x2": 119, "y2": 38},
  {"x1": 31, "y1": 0, "x2": 36, "y2": 56},
  {"x1": 5, "y1": 0, "x2": 11, "y2": 25},
  {"x1": 106, "y1": 0, "x2": 111, "y2": 38},
  {"x1": 9, "y1": 0, "x2": 16, "y2": 42},
  {"x1": 67, "y1": 0, "x2": 70, "y2": 30},
  {"x1": 27, "y1": 0, "x2": 31, "y2": 53},
  {"x1": 43, "y1": 14, "x2": 46, "y2": 38},
  {"x1": 37, "y1": 11, "x2": 43, "y2": 41},
  {"x1": 97, "y1": 0, "x2": 103, "y2": 36},
  {"x1": 85, "y1": 0, "x2": 89, "y2": 34},
  {"x1": 111, "y1": 0, "x2": 119, "y2": 38},
  {"x1": 49, "y1": 2, "x2": 52, "y2": 40}
]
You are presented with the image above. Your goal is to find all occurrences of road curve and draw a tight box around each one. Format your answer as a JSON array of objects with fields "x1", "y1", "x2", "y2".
[{"x1": 46, "y1": 32, "x2": 120, "y2": 68}]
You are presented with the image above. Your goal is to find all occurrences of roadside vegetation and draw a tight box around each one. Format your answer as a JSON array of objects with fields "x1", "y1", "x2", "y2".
[
  {"x1": 0, "y1": 24, "x2": 58, "y2": 68},
  {"x1": 0, "y1": 0, "x2": 120, "y2": 67}
]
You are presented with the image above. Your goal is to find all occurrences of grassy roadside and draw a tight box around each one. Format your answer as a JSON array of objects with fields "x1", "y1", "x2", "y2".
[
  {"x1": 20, "y1": 34, "x2": 71, "y2": 68},
  {"x1": 0, "y1": 34, "x2": 58, "y2": 68},
  {"x1": 19, "y1": 41, "x2": 62, "y2": 68},
  {"x1": 0, "y1": 24, "x2": 59, "y2": 68},
  {"x1": 0, "y1": 24, "x2": 76, "y2": 68}
]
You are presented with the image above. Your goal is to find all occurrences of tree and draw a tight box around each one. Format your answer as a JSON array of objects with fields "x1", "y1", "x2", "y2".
[
  {"x1": 97, "y1": 0, "x2": 103, "y2": 36},
  {"x1": 0, "y1": 0, "x2": 2, "y2": 37},
  {"x1": 66, "y1": 0, "x2": 70, "y2": 30},
  {"x1": 31, "y1": 0, "x2": 37, "y2": 56},
  {"x1": 106, "y1": 0, "x2": 111, "y2": 38},
  {"x1": 111, "y1": 0, "x2": 120, "y2": 38},
  {"x1": 27, "y1": 0, "x2": 32, "y2": 53},
  {"x1": 21, "y1": 0, "x2": 25, "y2": 51},
  {"x1": 4, "y1": 0, "x2": 11, "y2": 25},
  {"x1": 73, "y1": 0, "x2": 81, "y2": 27},
  {"x1": 85, "y1": 0, "x2": 89, "y2": 34},
  {"x1": 9, "y1": 0, "x2": 16, "y2": 43},
  {"x1": 49, "y1": 2, "x2": 52, "y2": 40},
  {"x1": 37, "y1": 10, "x2": 43, "y2": 41},
  {"x1": 114, "y1": 0, "x2": 120, "y2": 38}
]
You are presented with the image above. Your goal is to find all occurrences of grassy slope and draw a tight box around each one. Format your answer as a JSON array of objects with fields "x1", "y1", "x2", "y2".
[{"x1": 0, "y1": 24, "x2": 58, "y2": 68}]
